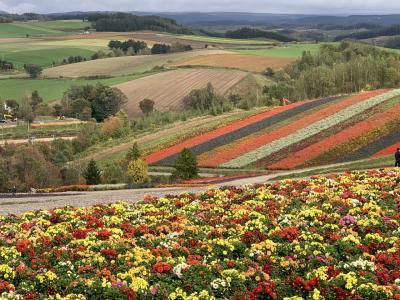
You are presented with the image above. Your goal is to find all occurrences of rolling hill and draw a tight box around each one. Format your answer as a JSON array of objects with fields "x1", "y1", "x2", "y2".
[
  {"x1": 146, "y1": 89, "x2": 400, "y2": 169},
  {"x1": 42, "y1": 49, "x2": 231, "y2": 78},
  {"x1": 114, "y1": 68, "x2": 247, "y2": 117}
]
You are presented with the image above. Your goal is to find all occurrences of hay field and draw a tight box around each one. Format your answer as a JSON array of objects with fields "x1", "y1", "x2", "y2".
[
  {"x1": 114, "y1": 68, "x2": 247, "y2": 117},
  {"x1": 42, "y1": 49, "x2": 231, "y2": 78},
  {"x1": 169, "y1": 53, "x2": 295, "y2": 72}
]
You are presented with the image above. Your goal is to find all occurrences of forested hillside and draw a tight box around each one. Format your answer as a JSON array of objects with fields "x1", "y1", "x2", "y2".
[
  {"x1": 89, "y1": 13, "x2": 191, "y2": 34},
  {"x1": 265, "y1": 42, "x2": 400, "y2": 101}
]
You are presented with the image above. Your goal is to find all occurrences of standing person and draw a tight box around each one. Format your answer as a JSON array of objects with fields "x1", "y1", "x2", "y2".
[
  {"x1": 396, "y1": 148, "x2": 400, "y2": 167},
  {"x1": 11, "y1": 186, "x2": 17, "y2": 196}
]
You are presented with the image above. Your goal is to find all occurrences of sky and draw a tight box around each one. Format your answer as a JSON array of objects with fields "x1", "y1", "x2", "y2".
[{"x1": 1, "y1": 0, "x2": 400, "y2": 15}]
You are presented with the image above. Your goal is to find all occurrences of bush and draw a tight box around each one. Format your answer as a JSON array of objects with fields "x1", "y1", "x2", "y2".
[
  {"x1": 127, "y1": 159, "x2": 149, "y2": 184},
  {"x1": 24, "y1": 64, "x2": 42, "y2": 78},
  {"x1": 84, "y1": 160, "x2": 101, "y2": 185},
  {"x1": 126, "y1": 143, "x2": 141, "y2": 161},
  {"x1": 139, "y1": 99, "x2": 155, "y2": 115},
  {"x1": 172, "y1": 148, "x2": 199, "y2": 180}
]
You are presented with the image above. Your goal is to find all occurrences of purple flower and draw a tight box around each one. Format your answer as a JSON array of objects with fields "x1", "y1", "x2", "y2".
[{"x1": 339, "y1": 215, "x2": 357, "y2": 226}]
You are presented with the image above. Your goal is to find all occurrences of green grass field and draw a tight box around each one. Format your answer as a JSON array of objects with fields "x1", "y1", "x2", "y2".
[
  {"x1": 233, "y1": 43, "x2": 323, "y2": 58},
  {"x1": 0, "y1": 39, "x2": 109, "y2": 68},
  {"x1": 175, "y1": 34, "x2": 274, "y2": 45},
  {"x1": 0, "y1": 22, "x2": 62, "y2": 38},
  {"x1": 0, "y1": 73, "x2": 153, "y2": 104},
  {"x1": 29, "y1": 20, "x2": 89, "y2": 31}
]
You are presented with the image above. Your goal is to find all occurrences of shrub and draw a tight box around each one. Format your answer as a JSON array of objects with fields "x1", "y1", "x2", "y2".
[
  {"x1": 84, "y1": 160, "x2": 101, "y2": 185},
  {"x1": 139, "y1": 99, "x2": 155, "y2": 115},
  {"x1": 24, "y1": 64, "x2": 42, "y2": 78},
  {"x1": 126, "y1": 142, "x2": 141, "y2": 161},
  {"x1": 127, "y1": 159, "x2": 149, "y2": 184},
  {"x1": 172, "y1": 148, "x2": 199, "y2": 180}
]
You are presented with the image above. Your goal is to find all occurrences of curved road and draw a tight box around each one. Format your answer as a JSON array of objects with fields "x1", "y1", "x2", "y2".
[{"x1": 0, "y1": 174, "x2": 277, "y2": 215}]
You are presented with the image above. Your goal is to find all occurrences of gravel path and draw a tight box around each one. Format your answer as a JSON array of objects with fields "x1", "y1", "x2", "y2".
[{"x1": 0, "y1": 160, "x2": 373, "y2": 215}]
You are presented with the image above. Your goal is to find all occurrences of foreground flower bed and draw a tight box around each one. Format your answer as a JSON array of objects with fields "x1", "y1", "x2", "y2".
[{"x1": 1, "y1": 169, "x2": 400, "y2": 299}]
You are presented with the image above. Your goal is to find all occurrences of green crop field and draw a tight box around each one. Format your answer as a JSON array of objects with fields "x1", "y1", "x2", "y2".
[
  {"x1": 29, "y1": 20, "x2": 89, "y2": 31},
  {"x1": 0, "y1": 39, "x2": 109, "y2": 67},
  {"x1": 0, "y1": 22, "x2": 62, "y2": 38},
  {"x1": 0, "y1": 73, "x2": 152, "y2": 104},
  {"x1": 233, "y1": 43, "x2": 324, "y2": 58},
  {"x1": 175, "y1": 34, "x2": 274, "y2": 45}
]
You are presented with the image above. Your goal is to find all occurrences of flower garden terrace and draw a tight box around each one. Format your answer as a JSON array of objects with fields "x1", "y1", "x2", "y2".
[{"x1": 1, "y1": 169, "x2": 400, "y2": 299}]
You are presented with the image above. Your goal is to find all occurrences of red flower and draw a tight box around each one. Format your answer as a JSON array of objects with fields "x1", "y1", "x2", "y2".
[
  {"x1": 72, "y1": 229, "x2": 88, "y2": 240},
  {"x1": 101, "y1": 248, "x2": 118, "y2": 258},
  {"x1": 152, "y1": 262, "x2": 172, "y2": 274},
  {"x1": 97, "y1": 230, "x2": 112, "y2": 240},
  {"x1": 16, "y1": 239, "x2": 30, "y2": 253}
]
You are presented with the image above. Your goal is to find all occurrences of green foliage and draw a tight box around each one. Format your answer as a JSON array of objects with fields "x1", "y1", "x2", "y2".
[
  {"x1": 24, "y1": 64, "x2": 42, "y2": 78},
  {"x1": 183, "y1": 83, "x2": 224, "y2": 111},
  {"x1": 62, "y1": 83, "x2": 127, "y2": 122},
  {"x1": 265, "y1": 42, "x2": 400, "y2": 101},
  {"x1": 173, "y1": 148, "x2": 199, "y2": 180},
  {"x1": 126, "y1": 143, "x2": 141, "y2": 161},
  {"x1": 90, "y1": 13, "x2": 190, "y2": 34},
  {"x1": 226, "y1": 27, "x2": 296, "y2": 42},
  {"x1": 139, "y1": 99, "x2": 155, "y2": 115},
  {"x1": 151, "y1": 43, "x2": 171, "y2": 54},
  {"x1": 108, "y1": 40, "x2": 147, "y2": 54},
  {"x1": 102, "y1": 162, "x2": 126, "y2": 184},
  {"x1": 30, "y1": 90, "x2": 43, "y2": 112},
  {"x1": 17, "y1": 95, "x2": 35, "y2": 123},
  {"x1": 126, "y1": 159, "x2": 149, "y2": 184},
  {"x1": 84, "y1": 159, "x2": 101, "y2": 185}
]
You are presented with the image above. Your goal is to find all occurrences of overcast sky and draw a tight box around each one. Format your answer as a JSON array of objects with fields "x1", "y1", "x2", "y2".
[{"x1": 1, "y1": 0, "x2": 400, "y2": 15}]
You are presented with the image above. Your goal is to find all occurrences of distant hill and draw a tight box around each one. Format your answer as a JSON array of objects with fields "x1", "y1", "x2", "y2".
[
  {"x1": 133, "y1": 12, "x2": 400, "y2": 27},
  {"x1": 88, "y1": 12, "x2": 191, "y2": 34}
]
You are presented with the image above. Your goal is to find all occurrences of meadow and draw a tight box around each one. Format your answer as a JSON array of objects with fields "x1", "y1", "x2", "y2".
[
  {"x1": 175, "y1": 34, "x2": 275, "y2": 45},
  {"x1": 233, "y1": 43, "x2": 324, "y2": 58},
  {"x1": 0, "y1": 73, "x2": 151, "y2": 104},
  {"x1": 0, "y1": 22, "x2": 62, "y2": 38}
]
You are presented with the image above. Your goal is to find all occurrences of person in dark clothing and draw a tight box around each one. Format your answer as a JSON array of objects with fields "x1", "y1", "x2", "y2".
[{"x1": 395, "y1": 148, "x2": 400, "y2": 167}]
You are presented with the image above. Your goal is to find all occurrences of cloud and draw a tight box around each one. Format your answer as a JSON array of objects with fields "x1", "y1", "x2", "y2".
[{"x1": 0, "y1": 0, "x2": 399, "y2": 14}]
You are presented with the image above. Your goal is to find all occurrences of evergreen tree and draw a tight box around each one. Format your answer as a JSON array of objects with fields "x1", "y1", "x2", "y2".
[
  {"x1": 84, "y1": 160, "x2": 101, "y2": 185},
  {"x1": 172, "y1": 148, "x2": 199, "y2": 180},
  {"x1": 126, "y1": 143, "x2": 141, "y2": 161}
]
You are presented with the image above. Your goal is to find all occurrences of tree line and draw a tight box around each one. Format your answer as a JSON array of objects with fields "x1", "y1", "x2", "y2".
[
  {"x1": 263, "y1": 41, "x2": 400, "y2": 101},
  {"x1": 89, "y1": 13, "x2": 191, "y2": 34},
  {"x1": 335, "y1": 24, "x2": 400, "y2": 41},
  {"x1": 225, "y1": 27, "x2": 296, "y2": 42}
]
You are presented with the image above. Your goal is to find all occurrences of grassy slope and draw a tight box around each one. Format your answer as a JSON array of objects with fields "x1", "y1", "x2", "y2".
[
  {"x1": 0, "y1": 39, "x2": 109, "y2": 68},
  {"x1": 0, "y1": 22, "x2": 62, "y2": 38},
  {"x1": 175, "y1": 34, "x2": 274, "y2": 45},
  {"x1": 29, "y1": 20, "x2": 88, "y2": 31},
  {"x1": 0, "y1": 73, "x2": 152, "y2": 104},
  {"x1": 233, "y1": 43, "x2": 323, "y2": 58}
]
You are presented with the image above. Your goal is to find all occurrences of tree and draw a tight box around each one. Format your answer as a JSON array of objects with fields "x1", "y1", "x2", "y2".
[
  {"x1": 18, "y1": 95, "x2": 35, "y2": 123},
  {"x1": 172, "y1": 148, "x2": 199, "y2": 180},
  {"x1": 61, "y1": 84, "x2": 127, "y2": 122},
  {"x1": 139, "y1": 99, "x2": 155, "y2": 115},
  {"x1": 24, "y1": 64, "x2": 42, "y2": 78},
  {"x1": 127, "y1": 159, "x2": 149, "y2": 184},
  {"x1": 30, "y1": 90, "x2": 43, "y2": 112},
  {"x1": 84, "y1": 160, "x2": 101, "y2": 185},
  {"x1": 126, "y1": 142, "x2": 141, "y2": 161}
]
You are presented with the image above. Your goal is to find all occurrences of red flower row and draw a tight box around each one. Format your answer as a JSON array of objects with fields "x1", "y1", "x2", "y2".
[
  {"x1": 270, "y1": 101, "x2": 400, "y2": 169},
  {"x1": 200, "y1": 90, "x2": 387, "y2": 167}
]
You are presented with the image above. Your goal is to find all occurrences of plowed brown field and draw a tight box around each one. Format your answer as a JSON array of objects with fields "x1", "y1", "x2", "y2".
[
  {"x1": 42, "y1": 49, "x2": 231, "y2": 78},
  {"x1": 114, "y1": 68, "x2": 247, "y2": 117},
  {"x1": 169, "y1": 53, "x2": 295, "y2": 72}
]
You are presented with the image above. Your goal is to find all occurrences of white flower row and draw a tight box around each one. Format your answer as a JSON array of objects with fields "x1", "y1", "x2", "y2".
[{"x1": 222, "y1": 89, "x2": 400, "y2": 168}]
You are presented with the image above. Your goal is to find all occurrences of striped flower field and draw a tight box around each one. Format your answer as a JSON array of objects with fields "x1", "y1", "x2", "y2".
[{"x1": 146, "y1": 89, "x2": 400, "y2": 169}]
